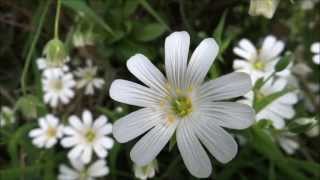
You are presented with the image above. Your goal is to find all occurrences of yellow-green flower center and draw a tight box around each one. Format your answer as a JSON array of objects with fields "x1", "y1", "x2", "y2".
[
  {"x1": 50, "y1": 79, "x2": 63, "y2": 91},
  {"x1": 46, "y1": 127, "x2": 57, "y2": 138},
  {"x1": 253, "y1": 60, "x2": 265, "y2": 70},
  {"x1": 85, "y1": 129, "x2": 96, "y2": 142},
  {"x1": 171, "y1": 96, "x2": 193, "y2": 118}
]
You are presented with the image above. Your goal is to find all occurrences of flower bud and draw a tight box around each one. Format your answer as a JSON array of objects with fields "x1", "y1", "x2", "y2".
[
  {"x1": 43, "y1": 39, "x2": 68, "y2": 67},
  {"x1": 249, "y1": 0, "x2": 279, "y2": 19}
]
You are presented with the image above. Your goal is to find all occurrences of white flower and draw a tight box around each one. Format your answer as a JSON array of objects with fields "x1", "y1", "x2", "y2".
[
  {"x1": 61, "y1": 110, "x2": 114, "y2": 164},
  {"x1": 29, "y1": 114, "x2": 63, "y2": 148},
  {"x1": 0, "y1": 106, "x2": 15, "y2": 127},
  {"x1": 277, "y1": 132, "x2": 299, "y2": 155},
  {"x1": 295, "y1": 117, "x2": 319, "y2": 137},
  {"x1": 301, "y1": 0, "x2": 319, "y2": 10},
  {"x1": 241, "y1": 78, "x2": 298, "y2": 129},
  {"x1": 74, "y1": 60, "x2": 105, "y2": 95},
  {"x1": 233, "y1": 35, "x2": 289, "y2": 83},
  {"x1": 72, "y1": 31, "x2": 94, "y2": 48},
  {"x1": 134, "y1": 160, "x2": 158, "y2": 180},
  {"x1": 42, "y1": 71, "x2": 76, "y2": 107},
  {"x1": 249, "y1": 0, "x2": 279, "y2": 19},
  {"x1": 58, "y1": 158, "x2": 109, "y2": 180},
  {"x1": 110, "y1": 31, "x2": 255, "y2": 178},
  {"x1": 311, "y1": 42, "x2": 320, "y2": 64},
  {"x1": 37, "y1": 57, "x2": 70, "y2": 75}
]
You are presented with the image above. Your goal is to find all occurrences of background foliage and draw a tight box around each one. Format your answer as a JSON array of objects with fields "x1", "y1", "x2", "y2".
[{"x1": 0, "y1": 0, "x2": 319, "y2": 179}]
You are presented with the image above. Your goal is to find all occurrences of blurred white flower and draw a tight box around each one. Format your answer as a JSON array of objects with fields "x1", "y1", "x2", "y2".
[
  {"x1": 61, "y1": 110, "x2": 114, "y2": 164},
  {"x1": 72, "y1": 31, "x2": 94, "y2": 48},
  {"x1": 241, "y1": 78, "x2": 298, "y2": 129},
  {"x1": 277, "y1": 132, "x2": 299, "y2": 155},
  {"x1": 233, "y1": 35, "x2": 289, "y2": 83},
  {"x1": 42, "y1": 71, "x2": 76, "y2": 107},
  {"x1": 29, "y1": 114, "x2": 63, "y2": 148},
  {"x1": 295, "y1": 117, "x2": 319, "y2": 137},
  {"x1": 311, "y1": 42, "x2": 320, "y2": 64},
  {"x1": 301, "y1": 0, "x2": 319, "y2": 10},
  {"x1": 110, "y1": 31, "x2": 255, "y2": 178},
  {"x1": 37, "y1": 57, "x2": 70, "y2": 75},
  {"x1": 75, "y1": 60, "x2": 105, "y2": 95},
  {"x1": 249, "y1": 0, "x2": 279, "y2": 19},
  {"x1": 134, "y1": 160, "x2": 158, "y2": 180},
  {"x1": 58, "y1": 158, "x2": 109, "y2": 180},
  {"x1": 0, "y1": 106, "x2": 15, "y2": 127}
]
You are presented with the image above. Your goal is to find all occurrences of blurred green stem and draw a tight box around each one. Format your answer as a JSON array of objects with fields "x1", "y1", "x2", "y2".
[
  {"x1": 54, "y1": 0, "x2": 61, "y2": 39},
  {"x1": 20, "y1": 0, "x2": 51, "y2": 95}
]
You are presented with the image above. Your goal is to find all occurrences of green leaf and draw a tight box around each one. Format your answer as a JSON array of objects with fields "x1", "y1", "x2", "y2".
[
  {"x1": 251, "y1": 127, "x2": 308, "y2": 180},
  {"x1": 133, "y1": 23, "x2": 166, "y2": 42},
  {"x1": 138, "y1": 0, "x2": 170, "y2": 31},
  {"x1": 254, "y1": 88, "x2": 293, "y2": 113},
  {"x1": 213, "y1": 10, "x2": 228, "y2": 44},
  {"x1": 275, "y1": 52, "x2": 292, "y2": 72},
  {"x1": 62, "y1": 0, "x2": 115, "y2": 36},
  {"x1": 123, "y1": 0, "x2": 139, "y2": 17}
]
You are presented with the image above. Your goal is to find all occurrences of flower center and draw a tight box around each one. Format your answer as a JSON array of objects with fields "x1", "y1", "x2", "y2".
[
  {"x1": 50, "y1": 79, "x2": 63, "y2": 91},
  {"x1": 253, "y1": 60, "x2": 265, "y2": 70},
  {"x1": 171, "y1": 96, "x2": 193, "y2": 118},
  {"x1": 79, "y1": 170, "x2": 88, "y2": 180},
  {"x1": 85, "y1": 129, "x2": 96, "y2": 142},
  {"x1": 83, "y1": 70, "x2": 94, "y2": 81},
  {"x1": 46, "y1": 127, "x2": 57, "y2": 138}
]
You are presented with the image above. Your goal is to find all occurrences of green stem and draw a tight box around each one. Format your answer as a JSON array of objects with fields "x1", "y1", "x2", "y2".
[
  {"x1": 54, "y1": 0, "x2": 61, "y2": 39},
  {"x1": 20, "y1": 0, "x2": 51, "y2": 95}
]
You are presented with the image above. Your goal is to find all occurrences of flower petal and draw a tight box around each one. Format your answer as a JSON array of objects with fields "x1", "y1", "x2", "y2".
[
  {"x1": 194, "y1": 115, "x2": 238, "y2": 163},
  {"x1": 176, "y1": 118, "x2": 212, "y2": 178},
  {"x1": 127, "y1": 54, "x2": 167, "y2": 95},
  {"x1": 165, "y1": 31, "x2": 190, "y2": 89},
  {"x1": 199, "y1": 102, "x2": 255, "y2": 129},
  {"x1": 109, "y1": 79, "x2": 163, "y2": 107},
  {"x1": 198, "y1": 72, "x2": 252, "y2": 102},
  {"x1": 88, "y1": 160, "x2": 109, "y2": 177},
  {"x1": 113, "y1": 108, "x2": 163, "y2": 143},
  {"x1": 130, "y1": 121, "x2": 177, "y2": 166},
  {"x1": 186, "y1": 38, "x2": 219, "y2": 87}
]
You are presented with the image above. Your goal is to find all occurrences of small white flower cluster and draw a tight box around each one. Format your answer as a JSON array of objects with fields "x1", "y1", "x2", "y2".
[
  {"x1": 29, "y1": 110, "x2": 114, "y2": 180},
  {"x1": 37, "y1": 57, "x2": 105, "y2": 108},
  {"x1": 29, "y1": 42, "x2": 109, "y2": 179},
  {"x1": 233, "y1": 35, "x2": 320, "y2": 155}
]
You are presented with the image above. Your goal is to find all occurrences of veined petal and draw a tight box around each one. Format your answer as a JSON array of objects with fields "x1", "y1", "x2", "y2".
[
  {"x1": 186, "y1": 38, "x2": 219, "y2": 87},
  {"x1": 194, "y1": 115, "x2": 238, "y2": 163},
  {"x1": 127, "y1": 54, "x2": 168, "y2": 95},
  {"x1": 130, "y1": 121, "x2": 177, "y2": 166},
  {"x1": 199, "y1": 102, "x2": 255, "y2": 129},
  {"x1": 113, "y1": 108, "x2": 163, "y2": 143},
  {"x1": 165, "y1": 31, "x2": 190, "y2": 89},
  {"x1": 176, "y1": 118, "x2": 212, "y2": 178},
  {"x1": 198, "y1": 72, "x2": 252, "y2": 102},
  {"x1": 109, "y1": 79, "x2": 163, "y2": 107}
]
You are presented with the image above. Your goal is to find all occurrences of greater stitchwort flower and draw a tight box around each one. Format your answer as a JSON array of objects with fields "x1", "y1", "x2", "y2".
[
  {"x1": 110, "y1": 31, "x2": 255, "y2": 178},
  {"x1": 29, "y1": 114, "x2": 64, "y2": 148},
  {"x1": 74, "y1": 60, "x2": 105, "y2": 95},
  {"x1": 58, "y1": 158, "x2": 109, "y2": 180},
  {"x1": 61, "y1": 110, "x2": 114, "y2": 164},
  {"x1": 233, "y1": 35, "x2": 289, "y2": 83},
  {"x1": 42, "y1": 71, "x2": 76, "y2": 107}
]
